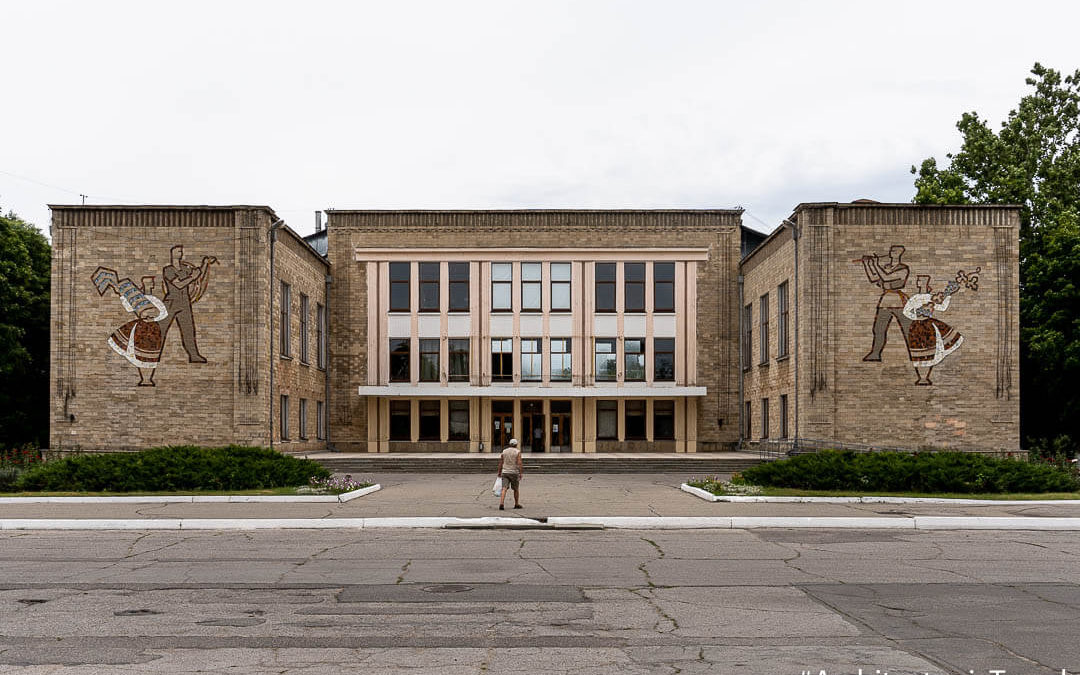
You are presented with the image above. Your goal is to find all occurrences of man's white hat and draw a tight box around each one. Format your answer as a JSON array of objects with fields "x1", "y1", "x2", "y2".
[{"x1": 509, "y1": 438, "x2": 518, "y2": 446}]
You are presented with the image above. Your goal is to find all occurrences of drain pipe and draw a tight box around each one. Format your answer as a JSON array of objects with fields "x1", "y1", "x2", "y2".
[
  {"x1": 268, "y1": 217, "x2": 285, "y2": 451},
  {"x1": 324, "y1": 269, "x2": 335, "y2": 451},
  {"x1": 737, "y1": 273, "x2": 744, "y2": 447}
]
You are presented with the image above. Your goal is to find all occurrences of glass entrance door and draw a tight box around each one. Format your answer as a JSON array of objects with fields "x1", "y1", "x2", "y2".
[
  {"x1": 493, "y1": 414, "x2": 513, "y2": 450},
  {"x1": 550, "y1": 413, "x2": 571, "y2": 452}
]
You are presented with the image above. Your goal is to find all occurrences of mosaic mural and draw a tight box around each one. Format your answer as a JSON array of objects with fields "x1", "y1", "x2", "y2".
[
  {"x1": 92, "y1": 245, "x2": 218, "y2": 386},
  {"x1": 858, "y1": 246, "x2": 979, "y2": 385}
]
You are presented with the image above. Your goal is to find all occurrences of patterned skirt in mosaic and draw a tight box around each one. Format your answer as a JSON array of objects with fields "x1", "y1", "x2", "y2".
[
  {"x1": 906, "y1": 318, "x2": 962, "y2": 366},
  {"x1": 108, "y1": 319, "x2": 164, "y2": 368}
]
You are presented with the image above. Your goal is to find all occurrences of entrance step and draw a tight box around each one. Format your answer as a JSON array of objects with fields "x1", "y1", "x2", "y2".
[{"x1": 311, "y1": 453, "x2": 762, "y2": 475}]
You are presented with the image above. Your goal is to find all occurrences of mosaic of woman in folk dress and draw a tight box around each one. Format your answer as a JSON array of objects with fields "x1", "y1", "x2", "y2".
[
  {"x1": 902, "y1": 275, "x2": 964, "y2": 386},
  {"x1": 92, "y1": 267, "x2": 169, "y2": 387}
]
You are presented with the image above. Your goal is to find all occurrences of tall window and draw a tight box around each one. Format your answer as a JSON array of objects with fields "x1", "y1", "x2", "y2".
[
  {"x1": 316, "y1": 303, "x2": 326, "y2": 369},
  {"x1": 761, "y1": 398, "x2": 770, "y2": 438},
  {"x1": 521, "y1": 338, "x2": 541, "y2": 381},
  {"x1": 654, "y1": 400, "x2": 675, "y2": 440},
  {"x1": 624, "y1": 262, "x2": 645, "y2": 312},
  {"x1": 595, "y1": 263, "x2": 616, "y2": 312},
  {"x1": 624, "y1": 338, "x2": 645, "y2": 381},
  {"x1": 744, "y1": 400, "x2": 752, "y2": 438},
  {"x1": 625, "y1": 400, "x2": 646, "y2": 440},
  {"x1": 419, "y1": 339, "x2": 440, "y2": 382},
  {"x1": 596, "y1": 400, "x2": 618, "y2": 440},
  {"x1": 780, "y1": 394, "x2": 789, "y2": 439},
  {"x1": 492, "y1": 263, "x2": 512, "y2": 311},
  {"x1": 741, "y1": 303, "x2": 752, "y2": 371},
  {"x1": 550, "y1": 338, "x2": 571, "y2": 381},
  {"x1": 654, "y1": 338, "x2": 675, "y2": 381},
  {"x1": 389, "y1": 338, "x2": 410, "y2": 382},
  {"x1": 279, "y1": 395, "x2": 289, "y2": 440},
  {"x1": 298, "y1": 398, "x2": 308, "y2": 439},
  {"x1": 595, "y1": 338, "x2": 617, "y2": 381},
  {"x1": 654, "y1": 262, "x2": 675, "y2": 312},
  {"x1": 299, "y1": 293, "x2": 310, "y2": 364},
  {"x1": 316, "y1": 400, "x2": 326, "y2": 440},
  {"x1": 521, "y1": 262, "x2": 542, "y2": 312},
  {"x1": 279, "y1": 281, "x2": 291, "y2": 357},
  {"x1": 492, "y1": 338, "x2": 513, "y2": 381},
  {"x1": 390, "y1": 262, "x2": 410, "y2": 312},
  {"x1": 390, "y1": 400, "x2": 411, "y2": 441},
  {"x1": 550, "y1": 263, "x2": 571, "y2": 312},
  {"x1": 759, "y1": 293, "x2": 770, "y2": 364},
  {"x1": 448, "y1": 339, "x2": 470, "y2": 382},
  {"x1": 419, "y1": 262, "x2": 440, "y2": 312},
  {"x1": 419, "y1": 400, "x2": 440, "y2": 440},
  {"x1": 777, "y1": 281, "x2": 789, "y2": 358},
  {"x1": 449, "y1": 262, "x2": 469, "y2": 312},
  {"x1": 449, "y1": 400, "x2": 469, "y2": 441}
]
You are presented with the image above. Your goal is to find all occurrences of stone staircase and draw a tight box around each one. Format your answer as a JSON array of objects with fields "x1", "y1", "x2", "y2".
[{"x1": 310, "y1": 453, "x2": 763, "y2": 475}]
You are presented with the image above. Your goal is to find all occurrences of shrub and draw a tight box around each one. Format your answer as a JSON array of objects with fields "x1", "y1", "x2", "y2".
[
  {"x1": 15, "y1": 446, "x2": 330, "y2": 493},
  {"x1": 740, "y1": 450, "x2": 1080, "y2": 494}
]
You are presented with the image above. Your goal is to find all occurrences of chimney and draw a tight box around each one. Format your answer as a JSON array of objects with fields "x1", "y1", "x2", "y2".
[{"x1": 315, "y1": 211, "x2": 323, "y2": 232}]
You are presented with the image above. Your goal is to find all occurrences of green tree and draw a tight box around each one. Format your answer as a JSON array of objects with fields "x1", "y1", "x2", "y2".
[
  {"x1": 0, "y1": 209, "x2": 50, "y2": 447},
  {"x1": 912, "y1": 63, "x2": 1080, "y2": 450}
]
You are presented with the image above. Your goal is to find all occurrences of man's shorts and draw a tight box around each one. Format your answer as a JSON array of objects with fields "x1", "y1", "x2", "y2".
[{"x1": 501, "y1": 473, "x2": 520, "y2": 490}]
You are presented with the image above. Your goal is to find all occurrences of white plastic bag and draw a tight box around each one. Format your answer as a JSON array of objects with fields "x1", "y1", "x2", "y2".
[{"x1": 492, "y1": 476, "x2": 504, "y2": 497}]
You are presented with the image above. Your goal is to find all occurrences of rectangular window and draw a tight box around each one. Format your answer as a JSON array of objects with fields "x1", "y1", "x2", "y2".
[
  {"x1": 390, "y1": 262, "x2": 410, "y2": 312},
  {"x1": 298, "y1": 398, "x2": 308, "y2": 439},
  {"x1": 419, "y1": 262, "x2": 440, "y2": 313},
  {"x1": 316, "y1": 400, "x2": 326, "y2": 440},
  {"x1": 596, "y1": 400, "x2": 618, "y2": 440},
  {"x1": 279, "y1": 394, "x2": 289, "y2": 440},
  {"x1": 448, "y1": 338, "x2": 470, "y2": 382},
  {"x1": 744, "y1": 400, "x2": 752, "y2": 438},
  {"x1": 780, "y1": 394, "x2": 789, "y2": 439},
  {"x1": 654, "y1": 262, "x2": 675, "y2": 312},
  {"x1": 449, "y1": 262, "x2": 470, "y2": 312},
  {"x1": 390, "y1": 400, "x2": 411, "y2": 441},
  {"x1": 279, "y1": 281, "x2": 291, "y2": 357},
  {"x1": 761, "y1": 398, "x2": 769, "y2": 438},
  {"x1": 594, "y1": 338, "x2": 617, "y2": 381},
  {"x1": 419, "y1": 338, "x2": 440, "y2": 382},
  {"x1": 550, "y1": 263, "x2": 571, "y2": 312},
  {"x1": 419, "y1": 400, "x2": 440, "y2": 441},
  {"x1": 759, "y1": 293, "x2": 770, "y2": 364},
  {"x1": 624, "y1": 262, "x2": 645, "y2": 312},
  {"x1": 741, "y1": 303, "x2": 752, "y2": 371},
  {"x1": 491, "y1": 338, "x2": 513, "y2": 381},
  {"x1": 625, "y1": 400, "x2": 646, "y2": 440},
  {"x1": 778, "y1": 281, "x2": 789, "y2": 358},
  {"x1": 654, "y1": 338, "x2": 675, "y2": 381},
  {"x1": 316, "y1": 303, "x2": 326, "y2": 369},
  {"x1": 389, "y1": 338, "x2": 411, "y2": 382},
  {"x1": 654, "y1": 400, "x2": 675, "y2": 440},
  {"x1": 521, "y1": 262, "x2": 541, "y2": 312},
  {"x1": 449, "y1": 400, "x2": 470, "y2": 441},
  {"x1": 299, "y1": 293, "x2": 310, "y2": 364},
  {"x1": 492, "y1": 263, "x2": 512, "y2": 311},
  {"x1": 521, "y1": 338, "x2": 541, "y2": 381},
  {"x1": 550, "y1": 338, "x2": 572, "y2": 381},
  {"x1": 624, "y1": 338, "x2": 645, "y2": 381},
  {"x1": 595, "y1": 262, "x2": 616, "y2": 312}
]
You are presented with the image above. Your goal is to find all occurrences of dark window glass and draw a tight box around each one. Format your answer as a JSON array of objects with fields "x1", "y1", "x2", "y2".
[
  {"x1": 390, "y1": 262, "x2": 410, "y2": 312},
  {"x1": 624, "y1": 263, "x2": 645, "y2": 312},
  {"x1": 550, "y1": 263, "x2": 571, "y2": 311},
  {"x1": 491, "y1": 338, "x2": 513, "y2": 382},
  {"x1": 625, "y1": 400, "x2": 646, "y2": 440},
  {"x1": 299, "y1": 294, "x2": 309, "y2": 363},
  {"x1": 316, "y1": 303, "x2": 327, "y2": 369},
  {"x1": 595, "y1": 338, "x2": 616, "y2": 381},
  {"x1": 279, "y1": 395, "x2": 289, "y2": 440},
  {"x1": 759, "y1": 293, "x2": 770, "y2": 364},
  {"x1": 624, "y1": 338, "x2": 645, "y2": 381},
  {"x1": 419, "y1": 262, "x2": 440, "y2": 312},
  {"x1": 654, "y1": 338, "x2": 675, "y2": 381},
  {"x1": 597, "y1": 400, "x2": 618, "y2": 440},
  {"x1": 390, "y1": 400, "x2": 411, "y2": 441},
  {"x1": 654, "y1": 263, "x2": 675, "y2": 312},
  {"x1": 316, "y1": 400, "x2": 325, "y2": 440},
  {"x1": 419, "y1": 339, "x2": 439, "y2": 382},
  {"x1": 448, "y1": 338, "x2": 470, "y2": 382},
  {"x1": 741, "y1": 303, "x2": 752, "y2": 371},
  {"x1": 551, "y1": 400, "x2": 571, "y2": 413},
  {"x1": 595, "y1": 263, "x2": 615, "y2": 312},
  {"x1": 389, "y1": 339, "x2": 410, "y2": 382},
  {"x1": 279, "y1": 281, "x2": 291, "y2": 357},
  {"x1": 419, "y1": 400, "x2": 440, "y2": 440},
  {"x1": 780, "y1": 394, "x2": 789, "y2": 438},
  {"x1": 449, "y1": 400, "x2": 470, "y2": 440},
  {"x1": 654, "y1": 400, "x2": 675, "y2": 440},
  {"x1": 449, "y1": 262, "x2": 470, "y2": 312},
  {"x1": 761, "y1": 398, "x2": 770, "y2": 438},
  {"x1": 744, "y1": 400, "x2": 752, "y2": 438},
  {"x1": 298, "y1": 398, "x2": 308, "y2": 439},
  {"x1": 778, "y1": 281, "x2": 789, "y2": 358}
]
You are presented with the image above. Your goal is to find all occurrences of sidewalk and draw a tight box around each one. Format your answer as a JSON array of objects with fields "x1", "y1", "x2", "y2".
[{"x1": 3, "y1": 473, "x2": 1080, "y2": 529}]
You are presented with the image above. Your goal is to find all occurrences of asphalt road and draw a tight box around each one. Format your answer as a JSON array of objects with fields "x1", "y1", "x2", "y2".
[{"x1": 1, "y1": 528, "x2": 1079, "y2": 674}]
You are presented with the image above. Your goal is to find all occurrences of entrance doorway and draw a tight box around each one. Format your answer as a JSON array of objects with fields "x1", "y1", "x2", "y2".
[
  {"x1": 550, "y1": 400, "x2": 571, "y2": 452},
  {"x1": 522, "y1": 400, "x2": 544, "y2": 452},
  {"x1": 492, "y1": 400, "x2": 513, "y2": 451}
]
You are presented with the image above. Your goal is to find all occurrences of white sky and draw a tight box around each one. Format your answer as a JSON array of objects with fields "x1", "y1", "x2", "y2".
[{"x1": 3, "y1": 0, "x2": 1078, "y2": 237}]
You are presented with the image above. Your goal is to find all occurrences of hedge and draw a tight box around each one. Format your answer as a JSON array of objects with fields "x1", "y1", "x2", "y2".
[
  {"x1": 739, "y1": 450, "x2": 1080, "y2": 494},
  {"x1": 15, "y1": 446, "x2": 330, "y2": 492}
]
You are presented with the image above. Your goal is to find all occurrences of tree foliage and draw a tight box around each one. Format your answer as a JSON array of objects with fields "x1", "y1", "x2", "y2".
[
  {"x1": 912, "y1": 63, "x2": 1080, "y2": 449},
  {"x1": 0, "y1": 210, "x2": 50, "y2": 447}
]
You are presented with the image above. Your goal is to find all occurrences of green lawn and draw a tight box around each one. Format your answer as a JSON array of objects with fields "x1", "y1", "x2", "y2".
[{"x1": 0, "y1": 486, "x2": 325, "y2": 498}]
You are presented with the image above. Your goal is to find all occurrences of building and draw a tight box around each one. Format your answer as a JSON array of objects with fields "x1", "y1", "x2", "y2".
[{"x1": 48, "y1": 202, "x2": 1020, "y2": 455}]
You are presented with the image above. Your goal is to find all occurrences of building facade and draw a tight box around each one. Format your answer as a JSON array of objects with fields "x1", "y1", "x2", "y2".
[{"x1": 49, "y1": 202, "x2": 1020, "y2": 455}]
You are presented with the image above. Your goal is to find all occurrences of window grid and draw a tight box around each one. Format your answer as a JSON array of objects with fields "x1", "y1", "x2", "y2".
[
  {"x1": 654, "y1": 263, "x2": 675, "y2": 313},
  {"x1": 550, "y1": 338, "x2": 572, "y2": 381},
  {"x1": 654, "y1": 400, "x2": 675, "y2": 440},
  {"x1": 316, "y1": 400, "x2": 326, "y2": 440},
  {"x1": 491, "y1": 338, "x2": 513, "y2": 381},
  {"x1": 780, "y1": 394, "x2": 789, "y2": 439},
  {"x1": 299, "y1": 293, "x2": 309, "y2": 364},
  {"x1": 521, "y1": 338, "x2": 542, "y2": 381},
  {"x1": 521, "y1": 263, "x2": 542, "y2": 312},
  {"x1": 419, "y1": 262, "x2": 440, "y2": 313},
  {"x1": 389, "y1": 339, "x2": 410, "y2": 382},
  {"x1": 389, "y1": 400, "x2": 410, "y2": 441},
  {"x1": 624, "y1": 338, "x2": 645, "y2": 381},
  {"x1": 298, "y1": 398, "x2": 308, "y2": 439},
  {"x1": 279, "y1": 281, "x2": 291, "y2": 358},
  {"x1": 759, "y1": 293, "x2": 770, "y2": 364},
  {"x1": 449, "y1": 262, "x2": 470, "y2": 312},
  {"x1": 596, "y1": 400, "x2": 618, "y2": 440},
  {"x1": 741, "y1": 303, "x2": 752, "y2": 371},
  {"x1": 550, "y1": 263, "x2": 571, "y2": 312},
  {"x1": 449, "y1": 400, "x2": 470, "y2": 441},
  {"x1": 654, "y1": 338, "x2": 675, "y2": 382},
  {"x1": 625, "y1": 400, "x2": 646, "y2": 440},
  {"x1": 595, "y1": 263, "x2": 616, "y2": 312},
  {"x1": 448, "y1": 338, "x2": 470, "y2": 382},
  {"x1": 778, "y1": 281, "x2": 789, "y2": 358},
  {"x1": 594, "y1": 338, "x2": 617, "y2": 382},
  {"x1": 279, "y1": 395, "x2": 289, "y2": 440},
  {"x1": 418, "y1": 400, "x2": 440, "y2": 440},
  {"x1": 316, "y1": 303, "x2": 326, "y2": 369},
  {"x1": 761, "y1": 398, "x2": 770, "y2": 438},
  {"x1": 419, "y1": 338, "x2": 440, "y2": 382},
  {"x1": 389, "y1": 262, "x2": 410, "y2": 312},
  {"x1": 492, "y1": 263, "x2": 512, "y2": 312},
  {"x1": 624, "y1": 263, "x2": 645, "y2": 313},
  {"x1": 744, "y1": 400, "x2": 752, "y2": 438}
]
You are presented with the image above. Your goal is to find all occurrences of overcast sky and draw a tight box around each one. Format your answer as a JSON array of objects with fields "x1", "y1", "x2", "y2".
[{"x1": 3, "y1": 1, "x2": 1078, "y2": 237}]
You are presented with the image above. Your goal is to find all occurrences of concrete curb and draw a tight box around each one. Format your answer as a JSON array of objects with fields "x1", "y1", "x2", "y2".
[
  {"x1": 679, "y1": 483, "x2": 1080, "y2": 505},
  {"x1": 0, "y1": 484, "x2": 381, "y2": 505}
]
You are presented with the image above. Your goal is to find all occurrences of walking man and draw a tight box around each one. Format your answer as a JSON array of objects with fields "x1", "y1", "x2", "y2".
[
  {"x1": 159, "y1": 245, "x2": 217, "y2": 363},
  {"x1": 497, "y1": 438, "x2": 523, "y2": 510},
  {"x1": 860, "y1": 245, "x2": 911, "y2": 361}
]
